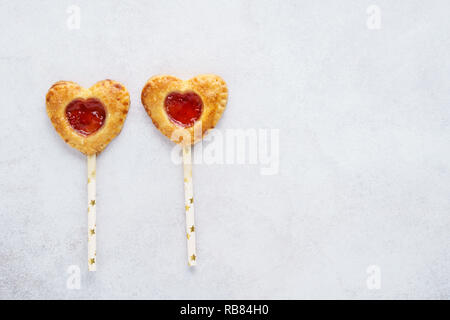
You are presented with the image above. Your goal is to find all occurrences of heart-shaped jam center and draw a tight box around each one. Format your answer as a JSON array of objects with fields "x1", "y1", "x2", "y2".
[
  {"x1": 164, "y1": 91, "x2": 203, "y2": 128},
  {"x1": 65, "y1": 98, "x2": 106, "y2": 136}
]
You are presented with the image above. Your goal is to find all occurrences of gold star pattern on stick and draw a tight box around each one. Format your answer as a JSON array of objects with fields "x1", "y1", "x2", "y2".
[
  {"x1": 190, "y1": 225, "x2": 195, "y2": 233},
  {"x1": 191, "y1": 254, "x2": 196, "y2": 261},
  {"x1": 87, "y1": 154, "x2": 97, "y2": 271}
]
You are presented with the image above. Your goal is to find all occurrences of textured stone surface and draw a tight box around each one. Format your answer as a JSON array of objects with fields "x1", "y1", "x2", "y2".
[{"x1": 0, "y1": 0, "x2": 449, "y2": 299}]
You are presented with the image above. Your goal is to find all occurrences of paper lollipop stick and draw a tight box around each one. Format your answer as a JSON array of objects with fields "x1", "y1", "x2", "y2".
[
  {"x1": 182, "y1": 144, "x2": 196, "y2": 265},
  {"x1": 141, "y1": 74, "x2": 228, "y2": 266},
  {"x1": 46, "y1": 80, "x2": 130, "y2": 271},
  {"x1": 87, "y1": 154, "x2": 97, "y2": 271}
]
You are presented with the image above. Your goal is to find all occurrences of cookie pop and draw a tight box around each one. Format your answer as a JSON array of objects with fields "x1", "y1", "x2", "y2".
[
  {"x1": 141, "y1": 74, "x2": 228, "y2": 266},
  {"x1": 46, "y1": 80, "x2": 130, "y2": 271}
]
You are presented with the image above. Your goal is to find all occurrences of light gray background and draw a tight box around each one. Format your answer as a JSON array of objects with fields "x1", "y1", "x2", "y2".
[{"x1": 0, "y1": 0, "x2": 449, "y2": 299}]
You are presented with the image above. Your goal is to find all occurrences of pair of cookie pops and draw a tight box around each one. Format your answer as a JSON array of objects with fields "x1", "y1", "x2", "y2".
[{"x1": 46, "y1": 75, "x2": 228, "y2": 270}]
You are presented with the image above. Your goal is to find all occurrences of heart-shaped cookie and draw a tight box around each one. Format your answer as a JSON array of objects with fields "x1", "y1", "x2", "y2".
[
  {"x1": 141, "y1": 74, "x2": 228, "y2": 144},
  {"x1": 46, "y1": 80, "x2": 130, "y2": 155}
]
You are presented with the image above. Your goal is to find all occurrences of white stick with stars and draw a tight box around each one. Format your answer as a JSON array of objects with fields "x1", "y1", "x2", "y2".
[
  {"x1": 87, "y1": 154, "x2": 97, "y2": 271},
  {"x1": 183, "y1": 144, "x2": 197, "y2": 266}
]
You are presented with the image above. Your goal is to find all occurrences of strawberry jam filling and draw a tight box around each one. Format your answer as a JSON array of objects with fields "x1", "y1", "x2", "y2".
[
  {"x1": 65, "y1": 98, "x2": 106, "y2": 136},
  {"x1": 164, "y1": 91, "x2": 203, "y2": 128}
]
